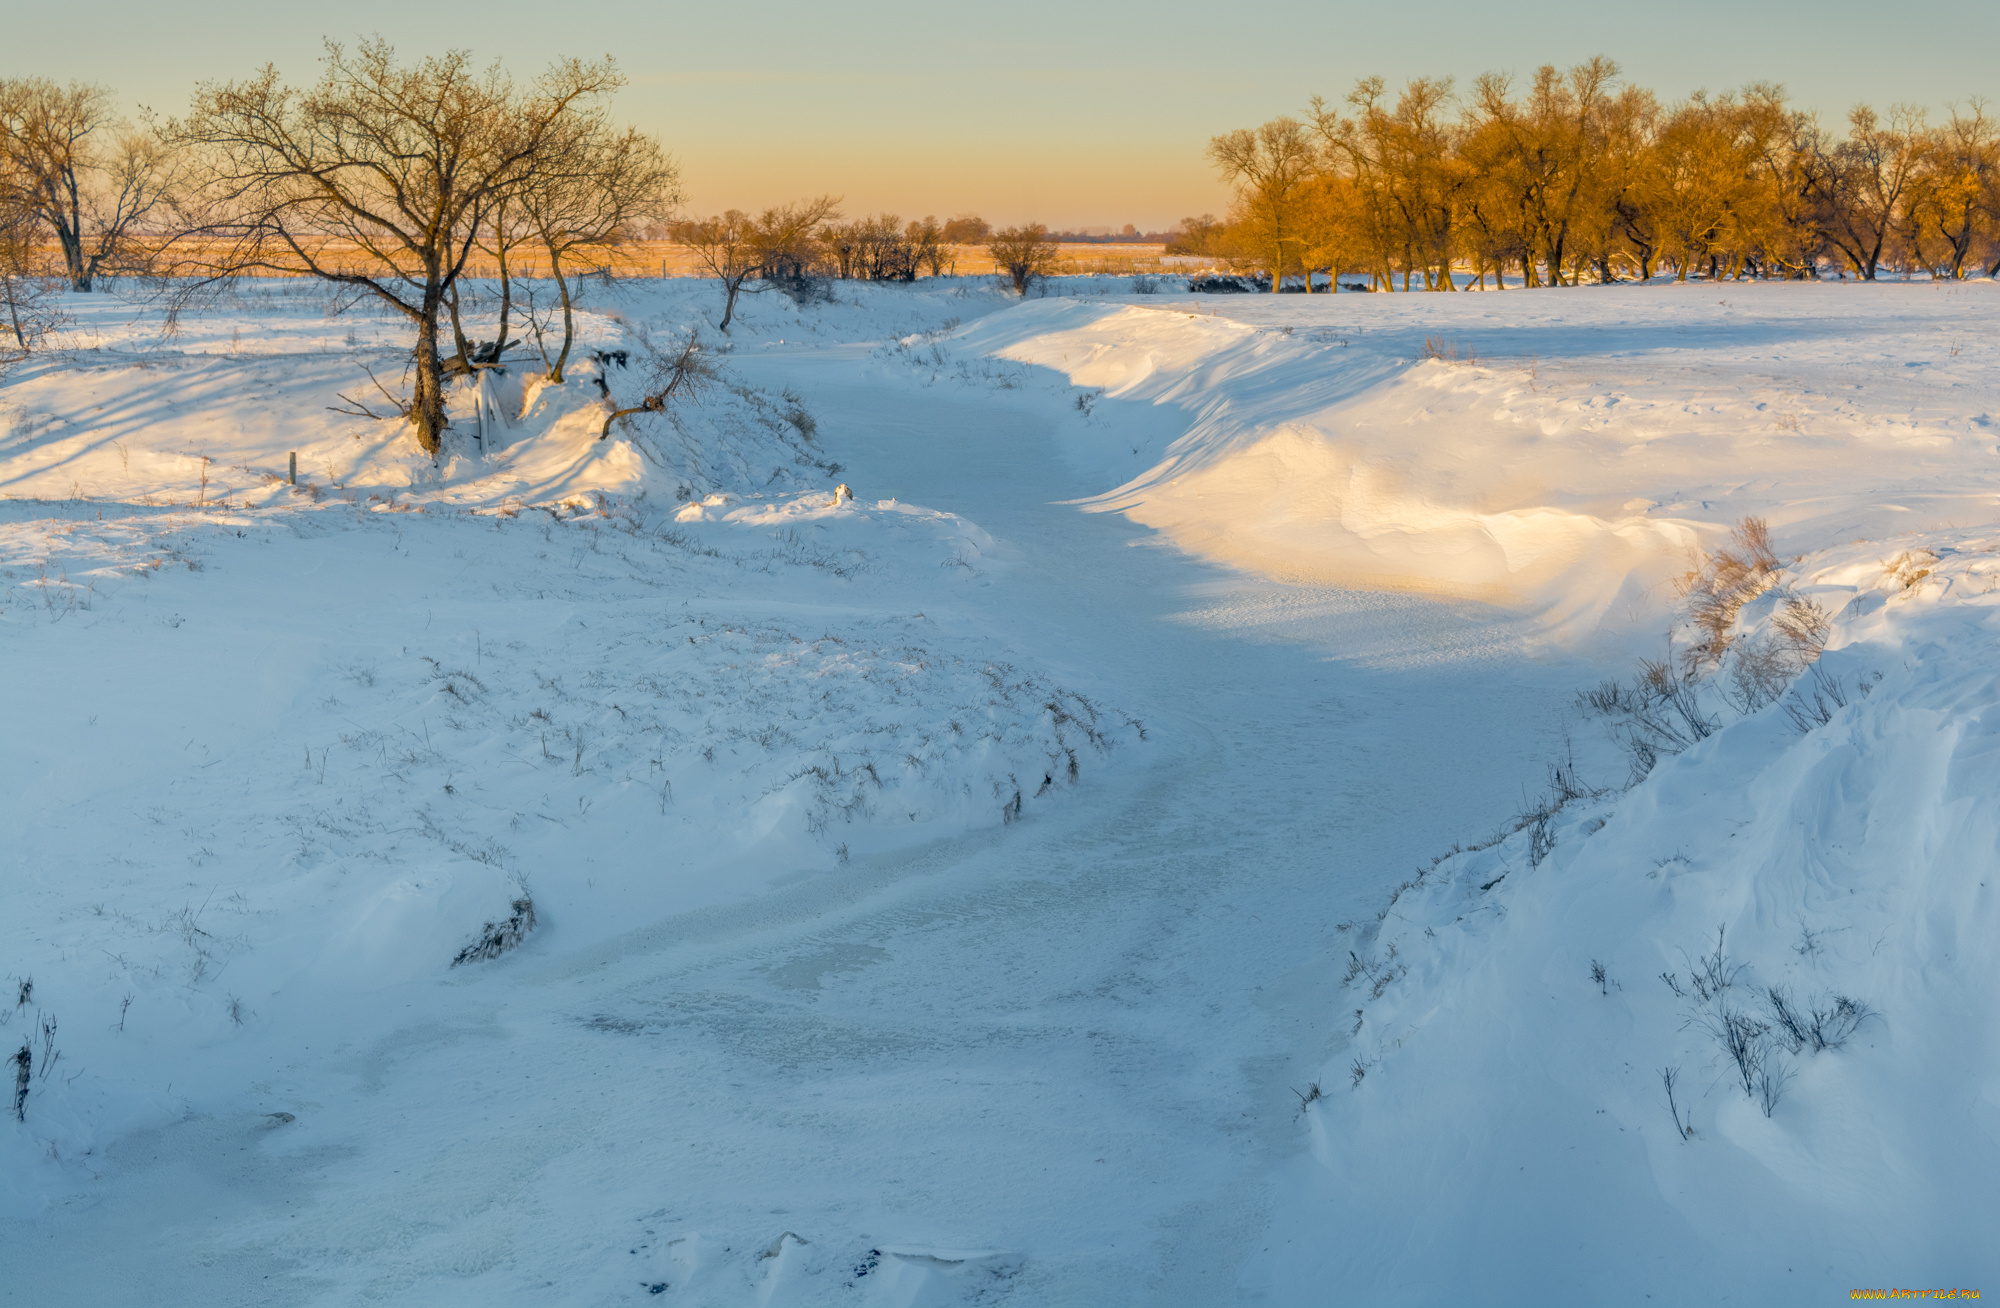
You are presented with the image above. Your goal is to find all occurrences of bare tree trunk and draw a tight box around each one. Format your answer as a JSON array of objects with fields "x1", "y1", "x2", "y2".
[
  {"x1": 493, "y1": 240, "x2": 513, "y2": 356},
  {"x1": 549, "y1": 246, "x2": 575, "y2": 383},
  {"x1": 58, "y1": 174, "x2": 90, "y2": 292},
  {"x1": 446, "y1": 283, "x2": 473, "y2": 370},
  {"x1": 412, "y1": 308, "x2": 447, "y2": 456},
  {"x1": 1943, "y1": 222, "x2": 1971, "y2": 279},
  {"x1": 717, "y1": 273, "x2": 746, "y2": 333}
]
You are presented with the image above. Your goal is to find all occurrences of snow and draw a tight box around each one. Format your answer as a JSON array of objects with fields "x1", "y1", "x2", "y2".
[
  {"x1": 3, "y1": 273, "x2": 1997, "y2": 1303},
  {"x1": 954, "y1": 283, "x2": 2000, "y2": 649}
]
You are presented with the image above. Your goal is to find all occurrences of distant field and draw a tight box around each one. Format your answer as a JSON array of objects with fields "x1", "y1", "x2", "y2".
[
  {"x1": 497, "y1": 242, "x2": 1181, "y2": 280},
  {"x1": 30, "y1": 241, "x2": 1188, "y2": 282}
]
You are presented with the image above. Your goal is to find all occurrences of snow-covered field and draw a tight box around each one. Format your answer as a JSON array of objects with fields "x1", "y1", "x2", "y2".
[{"x1": 3, "y1": 272, "x2": 1996, "y2": 1304}]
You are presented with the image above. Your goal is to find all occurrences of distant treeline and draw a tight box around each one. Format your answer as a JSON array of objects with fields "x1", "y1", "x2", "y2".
[{"x1": 1184, "y1": 58, "x2": 2000, "y2": 290}]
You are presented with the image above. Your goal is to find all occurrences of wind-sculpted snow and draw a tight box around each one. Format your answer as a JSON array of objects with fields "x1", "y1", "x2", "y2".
[
  {"x1": 949, "y1": 282, "x2": 2000, "y2": 647},
  {"x1": 1250, "y1": 529, "x2": 2000, "y2": 1301}
]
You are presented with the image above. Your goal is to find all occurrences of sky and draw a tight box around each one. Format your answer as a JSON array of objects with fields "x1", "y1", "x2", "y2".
[{"x1": 4, "y1": 0, "x2": 1992, "y2": 230}]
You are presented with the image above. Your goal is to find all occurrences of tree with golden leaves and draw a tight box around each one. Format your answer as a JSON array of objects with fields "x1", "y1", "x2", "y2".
[{"x1": 1207, "y1": 117, "x2": 1318, "y2": 291}]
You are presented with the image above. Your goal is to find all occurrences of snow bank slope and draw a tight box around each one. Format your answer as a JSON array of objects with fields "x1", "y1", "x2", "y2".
[
  {"x1": 0, "y1": 281, "x2": 1138, "y2": 1222},
  {"x1": 0, "y1": 275, "x2": 1019, "y2": 513},
  {"x1": 957, "y1": 282, "x2": 2000, "y2": 644},
  {"x1": 1249, "y1": 531, "x2": 2000, "y2": 1301}
]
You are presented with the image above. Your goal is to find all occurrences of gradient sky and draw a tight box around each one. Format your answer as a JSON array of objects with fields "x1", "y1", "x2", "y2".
[{"x1": 5, "y1": 0, "x2": 1991, "y2": 229}]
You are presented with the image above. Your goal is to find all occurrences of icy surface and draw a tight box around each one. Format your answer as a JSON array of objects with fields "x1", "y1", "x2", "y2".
[{"x1": 2, "y1": 275, "x2": 1996, "y2": 1303}]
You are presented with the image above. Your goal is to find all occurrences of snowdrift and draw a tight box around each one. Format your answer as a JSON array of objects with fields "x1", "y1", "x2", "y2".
[
  {"x1": 1247, "y1": 529, "x2": 2000, "y2": 1301},
  {"x1": 949, "y1": 282, "x2": 2000, "y2": 646}
]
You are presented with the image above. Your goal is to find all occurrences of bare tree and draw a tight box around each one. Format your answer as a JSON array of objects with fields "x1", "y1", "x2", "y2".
[
  {"x1": 163, "y1": 41, "x2": 622, "y2": 455},
  {"x1": 672, "y1": 210, "x2": 760, "y2": 333},
  {"x1": 1461, "y1": 60, "x2": 1621, "y2": 288},
  {"x1": 0, "y1": 78, "x2": 178, "y2": 291},
  {"x1": 0, "y1": 191, "x2": 68, "y2": 365},
  {"x1": 941, "y1": 213, "x2": 990, "y2": 245},
  {"x1": 475, "y1": 196, "x2": 532, "y2": 362},
  {"x1": 822, "y1": 213, "x2": 936, "y2": 281},
  {"x1": 1906, "y1": 103, "x2": 1999, "y2": 280},
  {"x1": 752, "y1": 195, "x2": 841, "y2": 292},
  {"x1": 908, "y1": 215, "x2": 950, "y2": 276},
  {"x1": 672, "y1": 194, "x2": 839, "y2": 332},
  {"x1": 516, "y1": 119, "x2": 678, "y2": 381},
  {"x1": 986, "y1": 222, "x2": 1060, "y2": 295}
]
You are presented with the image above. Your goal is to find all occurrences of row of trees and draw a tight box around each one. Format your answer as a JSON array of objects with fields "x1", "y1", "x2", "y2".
[
  {"x1": 671, "y1": 207, "x2": 1060, "y2": 329},
  {"x1": 1198, "y1": 59, "x2": 2000, "y2": 290},
  {"x1": 1, "y1": 44, "x2": 678, "y2": 451}
]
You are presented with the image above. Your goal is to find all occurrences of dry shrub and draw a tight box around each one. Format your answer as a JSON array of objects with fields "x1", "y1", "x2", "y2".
[
  {"x1": 1585, "y1": 517, "x2": 1830, "y2": 772},
  {"x1": 1579, "y1": 646, "x2": 1718, "y2": 782},
  {"x1": 1881, "y1": 550, "x2": 1937, "y2": 591},
  {"x1": 1771, "y1": 595, "x2": 1830, "y2": 651},
  {"x1": 1726, "y1": 595, "x2": 1830, "y2": 712},
  {"x1": 1680, "y1": 517, "x2": 1784, "y2": 673}
]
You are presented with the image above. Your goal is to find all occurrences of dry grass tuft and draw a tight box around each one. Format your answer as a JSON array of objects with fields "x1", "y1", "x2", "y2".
[
  {"x1": 1422, "y1": 336, "x2": 1478, "y2": 366},
  {"x1": 1680, "y1": 517, "x2": 1784, "y2": 673},
  {"x1": 1882, "y1": 550, "x2": 1937, "y2": 591},
  {"x1": 1727, "y1": 595, "x2": 1830, "y2": 712}
]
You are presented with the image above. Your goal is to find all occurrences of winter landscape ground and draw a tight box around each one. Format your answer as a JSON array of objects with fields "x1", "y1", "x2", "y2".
[{"x1": 2, "y1": 272, "x2": 1997, "y2": 1304}]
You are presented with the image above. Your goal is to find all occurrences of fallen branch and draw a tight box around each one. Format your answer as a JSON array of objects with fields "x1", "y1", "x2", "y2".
[{"x1": 599, "y1": 329, "x2": 711, "y2": 440}]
